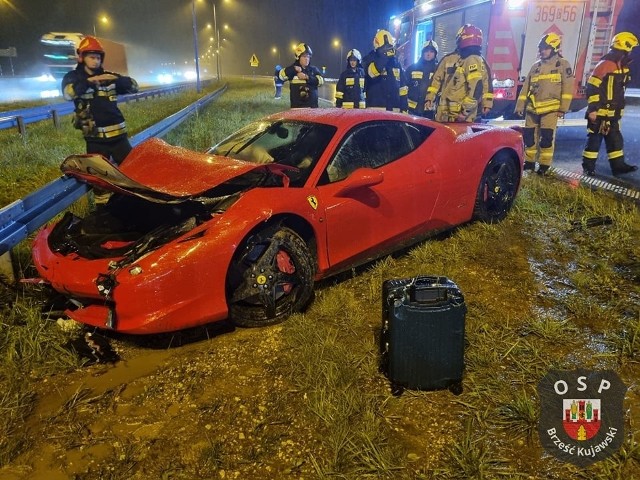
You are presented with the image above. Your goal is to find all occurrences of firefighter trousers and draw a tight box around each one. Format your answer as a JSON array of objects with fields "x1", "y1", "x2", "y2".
[
  {"x1": 581, "y1": 119, "x2": 624, "y2": 172},
  {"x1": 522, "y1": 111, "x2": 559, "y2": 167}
]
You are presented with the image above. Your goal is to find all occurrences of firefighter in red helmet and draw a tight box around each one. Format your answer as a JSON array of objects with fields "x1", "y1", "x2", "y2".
[
  {"x1": 515, "y1": 33, "x2": 574, "y2": 175},
  {"x1": 425, "y1": 24, "x2": 493, "y2": 122},
  {"x1": 581, "y1": 32, "x2": 639, "y2": 176},
  {"x1": 62, "y1": 36, "x2": 138, "y2": 167}
]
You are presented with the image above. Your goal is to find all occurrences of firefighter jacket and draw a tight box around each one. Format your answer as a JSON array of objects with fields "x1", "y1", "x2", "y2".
[
  {"x1": 280, "y1": 61, "x2": 324, "y2": 108},
  {"x1": 62, "y1": 64, "x2": 138, "y2": 140},
  {"x1": 362, "y1": 49, "x2": 408, "y2": 111},
  {"x1": 274, "y1": 66, "x2": 285, "y2": 87},
  {"x1": 584, "y1": 49, "x2": 632, "y2": 121},
  {"x1": 426, "y1": 50, "x2": 493, "y2": 121},
  {"x1": 335, "y1": 66, "x2": 365, "y2": 108},
  {"x1": 515, "y1": 53, "x2": 573, "y2": 115},
  {"x1": 406, "y1": 57, "x2": 437, "y2": 114}
]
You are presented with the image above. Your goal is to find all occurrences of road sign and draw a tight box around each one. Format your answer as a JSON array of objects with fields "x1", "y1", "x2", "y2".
[
  {"x1": 0, "y1": 47, "x2": 17, "y2": 57},
  {"x1": 250, "y1": 53, "x2": 259, "y2": 67}
]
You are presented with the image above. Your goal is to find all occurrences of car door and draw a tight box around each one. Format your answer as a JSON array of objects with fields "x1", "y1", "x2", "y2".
[{"x1": 315, "y1": 120, "x2": 440, "y2": 269}]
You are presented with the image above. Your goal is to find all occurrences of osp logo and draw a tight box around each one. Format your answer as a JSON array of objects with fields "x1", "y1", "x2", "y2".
[{"x1": 538, "y1": 369, "x2": 627, "y2": 467}]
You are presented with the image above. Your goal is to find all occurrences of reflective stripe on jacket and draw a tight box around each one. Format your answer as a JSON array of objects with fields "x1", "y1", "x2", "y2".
[{"x1": 515, "y1": 54, "x2": 573, "y2": 114}]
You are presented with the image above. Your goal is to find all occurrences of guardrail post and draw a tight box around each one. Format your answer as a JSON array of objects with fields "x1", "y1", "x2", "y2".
[
  {"x1": 16, "y1": 115, "x2": 26, "y2": 137},
  {"x1": 51, "y1": 110, "x2": 61, "y2": 129},
  {"x1": 0, "y1": 251, "x2": 16, "y2": 284}
]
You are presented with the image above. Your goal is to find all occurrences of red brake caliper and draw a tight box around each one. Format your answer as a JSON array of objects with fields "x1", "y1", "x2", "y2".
[{"x1": 276, "y1": 250, "x2": 295, "y2": 294}]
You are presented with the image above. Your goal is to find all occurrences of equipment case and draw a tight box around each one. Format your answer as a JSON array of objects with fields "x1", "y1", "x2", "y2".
[{"x1": 381, "y1": 275, "x2": 466, "y2": 394}]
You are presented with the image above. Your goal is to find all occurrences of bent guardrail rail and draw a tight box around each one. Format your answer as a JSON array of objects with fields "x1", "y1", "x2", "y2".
[{"x1": 0, "y1": 83, "x2": 227, "y2": 256}]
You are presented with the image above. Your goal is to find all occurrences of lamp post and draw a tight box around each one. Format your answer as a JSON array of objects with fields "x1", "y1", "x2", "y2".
[
  {"x1": 333, "y1": 39, "x2": 343, "y2": 76},
  {"x1": 191, "y1": 0, "x2": 201, "y2": 92},
  {"x1": 211, "y1": 1, "x2": 221, "y2": 80},
  {"x1": 93, "y1": 14, "x2": 109, "y2": 37}
]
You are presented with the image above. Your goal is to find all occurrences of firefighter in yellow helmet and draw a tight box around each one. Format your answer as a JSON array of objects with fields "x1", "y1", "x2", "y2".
[
  {"x1": 515, "y1": 32, "x2": 574, "y2": 175},
  {"x1": 279, "y1": 43, "x2": 324, "y2": 108},
  {"x1": 62, "y1": 36, "x2": 138, "y2": 166},
  {"x1": 581, "y1": 31, "x2": 639, "y2": 176},
  {"x1": 361, "y1": 30, "x2": 408, "y2": 111},
  {"x1": 425, "y1": 24, "x2": 493, "y2": 122}
]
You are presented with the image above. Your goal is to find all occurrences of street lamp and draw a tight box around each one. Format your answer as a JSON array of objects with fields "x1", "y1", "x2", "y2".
[
  {"x1": 333, "y1": 39, "x2": 343, "y2": 76},
  {"x1": 93, "y1": 14, "x2": 109, "y2": 37},
  {"x1": 191, "y1": 0, "x2": 201, "y2": 92},
  {"x1": 212, "y1": 1, "x2": 221, "y2": 80},
  {"x1": 272, "y1": 46, "x2": 280, "y2": 65}
]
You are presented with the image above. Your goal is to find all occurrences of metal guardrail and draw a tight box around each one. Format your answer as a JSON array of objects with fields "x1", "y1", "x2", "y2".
[
  {"x1": 0, "y1": 83, "x2": 227, "y2": 256},
  {"x1": 0, "y1": 82, "x2": 202, "y2": 134}
]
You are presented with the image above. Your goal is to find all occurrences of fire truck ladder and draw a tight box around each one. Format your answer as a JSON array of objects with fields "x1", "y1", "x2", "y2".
[{"x1": 583, "y1": 0, "x2": 618, "y2": 85}]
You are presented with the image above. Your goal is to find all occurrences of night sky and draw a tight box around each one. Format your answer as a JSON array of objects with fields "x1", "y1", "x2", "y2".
[{"x1": 0, "y1": 0, "x2": 413, "y2": 78}]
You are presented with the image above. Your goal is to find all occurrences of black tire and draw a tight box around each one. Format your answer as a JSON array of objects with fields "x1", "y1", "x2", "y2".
[
  {"x1": 472, "y1": 153, "x2": 520, "y2": 223},
  {"x1": 226, "y1": 226, "x2": 316, "y2": 328}
]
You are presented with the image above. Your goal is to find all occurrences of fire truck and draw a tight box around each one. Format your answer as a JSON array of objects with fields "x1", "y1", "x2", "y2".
[
  {"x1": 389, "y1": 0, "x2": 625, "y2": 117},
  {"x1": 40, "y1": 32, "x2": 128, "y2": 78}
]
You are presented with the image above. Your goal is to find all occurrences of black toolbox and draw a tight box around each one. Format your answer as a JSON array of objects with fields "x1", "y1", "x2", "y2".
[{"x1": 381, "y1": 275, "x2": 466, "y2": 394}]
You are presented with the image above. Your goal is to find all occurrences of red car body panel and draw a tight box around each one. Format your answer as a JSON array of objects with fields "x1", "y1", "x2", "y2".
[{"x1": 31, "y1": 109, "x2": 523, "y2": 334}]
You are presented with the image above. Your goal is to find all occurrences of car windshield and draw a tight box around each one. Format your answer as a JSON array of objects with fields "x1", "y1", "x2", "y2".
[{"x1": 209, "y1": 120, "x2": 337, "y2": 187}]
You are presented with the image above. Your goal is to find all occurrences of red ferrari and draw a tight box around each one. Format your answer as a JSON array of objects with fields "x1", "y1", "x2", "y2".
[{"x1": 32, "y1": 109, "x2": 523, "y2": 334}]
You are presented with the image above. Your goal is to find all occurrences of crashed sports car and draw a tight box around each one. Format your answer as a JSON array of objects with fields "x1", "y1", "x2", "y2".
[{"x1": 32, "y1": 109, "x2": 523, "y2": 334}]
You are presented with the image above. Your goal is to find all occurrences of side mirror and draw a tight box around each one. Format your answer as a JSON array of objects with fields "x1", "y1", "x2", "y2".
[{"x1": 335, "y1": 168, "x2": 383, "y2": 197}]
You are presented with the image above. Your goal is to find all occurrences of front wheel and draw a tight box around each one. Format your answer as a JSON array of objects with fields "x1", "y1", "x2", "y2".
[
  {"x1": 226, "y1": 226, "x2": 316, "y2": 328},
  {"x1": 472, "y1": 153, "x2": 520, "y2": 223}
]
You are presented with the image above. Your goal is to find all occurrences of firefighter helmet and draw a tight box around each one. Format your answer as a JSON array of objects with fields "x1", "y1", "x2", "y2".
[
  {"x1": 538, "y1": 33, "x2": 561, "y2": 53},
  {"x1": 373, "y1": 30, "x2": 395, "y2": 51},
  {"x1": 456, "y1": 24, "x2": 483, "y2": 49},
  {"x1": 422, "y1": 40, "x2": 438, "y2": 55},
  {"x1": 77, "y1": 36, "x2": 105, "y2": 62},
  {"x1": 294, "y1": 43, "x2": 313, "y2": 59},
  {"x1": 346, "y1": 49, "x2": 362, "y2": 62},
  {"x1": 611, "y1": 32, "x2": 639, "y2": 52}
]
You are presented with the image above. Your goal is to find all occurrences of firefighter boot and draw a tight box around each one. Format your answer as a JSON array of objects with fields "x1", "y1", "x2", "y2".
[
  {"x1": 523, "y1": 161, "x2": 536, "y2": 172},
  {"x1": 537, "y1": 165, "x2": 550, "y2": 176},
  {"x1": 610, "y1": 158, "x2": 638, "y2": 176},
  {"x1": 582, "y1": 159, "x2": 596, "y2": 177}
]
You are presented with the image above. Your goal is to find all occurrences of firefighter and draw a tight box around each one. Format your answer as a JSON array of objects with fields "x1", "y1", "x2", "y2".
[
  {"x1": 335, "y1": 49, "x2": 366, "y2": 108},
  {"x1": 581, "y1": 32, "x2": 639, "y2": 176},
  {"x1": 361, "y1": 30, "x2": 408, "y2": 112},
  {"x1": 425, "y1": 24, "x2": 493, "y2": 122},
  {"x1": 273, "y1": 64, "x2": 285, "y2": 99},
  {"x1": 406, "y1": 40, "x2": 438, "y2": 118},
  {"x1": 62, "y1": 36, "x2": 138, "y2": 166},
  {"x1": 515, "y1": 33, "x2": 574, "y2": 175},
  {"x1": 279, "y1": 43, "x2": 324, "y2": 108}
]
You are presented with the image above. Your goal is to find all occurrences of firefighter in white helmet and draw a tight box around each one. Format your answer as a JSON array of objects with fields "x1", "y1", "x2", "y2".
[
  {"x1": 425, "y1": 24, "x2": 493, "y2": 122},
  {"x1": 279, "y1": 43, "x2": 324, "y2": 108},
  {"x1": 335, "y1": 49, "x2": 366, "y2": 108},
  {"x1": 361, "y1": 30, "x2": 408, "y2": 112},
  {"x1": 406, "y1": 39, "x2": 438, "y2": 118},
  {"x1": 515, "y1": 32, "x2": 574, "y2": 175},
  {"x1": 581, "y1": 31, "x2": 639, "y2": 176}
]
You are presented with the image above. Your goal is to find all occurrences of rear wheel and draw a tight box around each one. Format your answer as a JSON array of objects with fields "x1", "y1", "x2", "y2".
[
  {"x1": 226, "y1": 226, "x2": 315, "y2": 327},
  {"x1": 472, "y1": 153, "x2": 520, "y2": 223}
]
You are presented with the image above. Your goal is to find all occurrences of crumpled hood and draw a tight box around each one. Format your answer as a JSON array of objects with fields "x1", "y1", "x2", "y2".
[{"x1": 61, "y1": 137, "x2": 291, "y2": 203}]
